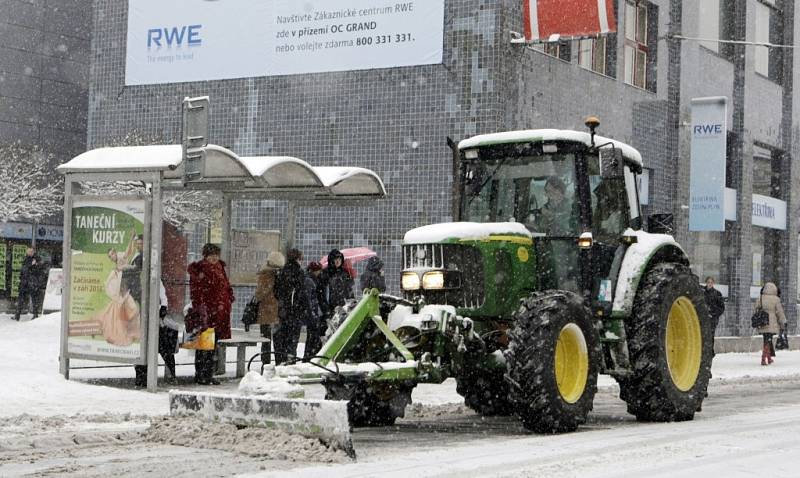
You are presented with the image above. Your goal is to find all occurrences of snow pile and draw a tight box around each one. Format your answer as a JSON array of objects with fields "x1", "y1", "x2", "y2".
[
  {"x1": 145, "y1": 416, "x2": 350, "y2": 463},
  {"x1": 238, "y1": 371, "x2": 304, "y2": 398},
  {"x1": 404, "y1": 222, "x2": 532, "y2": 244}
]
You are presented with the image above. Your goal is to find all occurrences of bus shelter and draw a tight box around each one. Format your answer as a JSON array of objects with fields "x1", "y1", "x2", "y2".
[{"x1": 57, "y1": 143, "x2": 386, "y2": 392}]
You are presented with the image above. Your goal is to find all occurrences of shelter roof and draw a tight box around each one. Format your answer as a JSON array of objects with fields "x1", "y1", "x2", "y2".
[{"x1": 57, "y1": 144, "x2": 387, "y2": 197}]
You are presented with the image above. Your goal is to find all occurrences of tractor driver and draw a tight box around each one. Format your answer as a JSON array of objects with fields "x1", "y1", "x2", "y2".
[{"x1": 536, "y1": 176, "x2": 576, "y2": 236}]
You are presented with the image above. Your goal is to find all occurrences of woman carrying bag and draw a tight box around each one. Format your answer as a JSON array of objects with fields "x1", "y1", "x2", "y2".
[
  {"x1": 754, "y1": 282, "x2": 787, "y2": 366},
  {"x1": 253, "y1": 251, "x2": 285, "y2": 364},
  {"x1": 187, "y1": 243, "x2": 234, "y2": 385}
]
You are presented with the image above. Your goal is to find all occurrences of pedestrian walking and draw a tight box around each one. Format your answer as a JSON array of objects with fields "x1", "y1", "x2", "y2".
[
  {"x1": 321, "y1": 249, "x2": 355, "y2": 316},
  {"x1": 303, "y1": 261, "x2": 326, "y2": 360},
  {"x1": 754, "y1": 282, "x2": 786, "y2": 366},
  {"x1": 359, "y1": 256, "x2": 386, "y2": 293},
  {"x1": 273, "y1": 248, "x2": 309, "y2": 364},
  {"x1": 254, "y1": 251, "x2": 285, "y2": 364},
  {"x1": 703, "y1": 276, "x2": 725, "y2": 331},
  {"x1": 14, "y1": 247, "x2": 44, "y2": 320},
  {"x1": 187, "y1": 243, "x2": 234, "y2": 385}
]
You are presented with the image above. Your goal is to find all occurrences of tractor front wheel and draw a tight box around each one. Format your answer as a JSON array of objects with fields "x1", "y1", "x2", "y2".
[
  {"x1": 618, "y1": 262, "x2": 714, "y2": 422},
  {"x1": 505, "y1": 291, "x2": 601, "y2": 433}
]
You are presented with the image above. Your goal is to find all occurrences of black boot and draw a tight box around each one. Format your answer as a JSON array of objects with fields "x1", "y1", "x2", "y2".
[
  {"x1": 134, "y1": 365, "x2": 147, "y2": 388},
  {"x1": 261, "y1": 340, "x2": 271, "y2": 364},
  {"x1": 163, "y1": 355, "x2": 177, "y2": 384}
]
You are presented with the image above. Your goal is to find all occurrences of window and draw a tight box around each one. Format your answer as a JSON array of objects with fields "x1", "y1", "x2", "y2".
[
  {"x1": 533, "y1": 41, "x2": 572, "y2": 62},
  {"x1": 754, "y1": 0, "x2": 784, "y2": 83},
  {"x1": 623, "y1": 0, "x2": 656, "y2": 91},
  {"x1": 698, "y1": 0, "x2": 721, "y2": 52},
  {"x1": 578, "y1": 37, "x2": 608, "y2": 75}
]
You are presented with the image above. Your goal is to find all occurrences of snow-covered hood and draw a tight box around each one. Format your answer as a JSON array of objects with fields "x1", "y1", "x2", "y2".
[{"x1": 403, "y1": 222, "x2": 533, "y2": 244}]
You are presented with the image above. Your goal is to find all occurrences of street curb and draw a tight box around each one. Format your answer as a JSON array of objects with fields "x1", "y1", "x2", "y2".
[{"x1": 714, "y1": 336, "x2": 799, "y2": 353}]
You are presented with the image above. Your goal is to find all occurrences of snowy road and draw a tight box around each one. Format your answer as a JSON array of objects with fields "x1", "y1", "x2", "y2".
[{"x1": 2, "y1": 314, "x2": 800, "y2": 477}]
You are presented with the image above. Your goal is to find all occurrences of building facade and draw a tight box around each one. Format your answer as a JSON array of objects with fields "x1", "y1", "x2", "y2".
[
  {"x1": 0, "y1": 0, "x2": 91, "y2": 301},
  {"x1": 87, "y1": 0, "x2": 798, "y2": 335}
]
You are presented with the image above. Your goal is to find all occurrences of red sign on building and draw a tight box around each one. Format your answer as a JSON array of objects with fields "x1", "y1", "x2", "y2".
[{"x1": 523, "y1": 0, "x2": 617, "y2": 42}]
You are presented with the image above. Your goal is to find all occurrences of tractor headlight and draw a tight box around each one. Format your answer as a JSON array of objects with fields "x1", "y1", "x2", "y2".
[
  {"x1": 422, "y1": 271, "x2": 445, "y2": 290},
  {"x1": 401, "y1": 272, "x2": 421, "y2": 291}
]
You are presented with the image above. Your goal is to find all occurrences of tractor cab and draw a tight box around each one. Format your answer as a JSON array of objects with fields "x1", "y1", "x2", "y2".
[{"x1": 457, "y1": 127, "x2": 644, "y2": 306}]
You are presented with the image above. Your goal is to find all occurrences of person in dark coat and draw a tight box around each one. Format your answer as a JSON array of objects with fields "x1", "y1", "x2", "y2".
[
  {"x1": 14, "y1": 247, "x2": 44, "y2": 321},
  {"x1": 273, "y1": 248, "x2": 310, "y2": 365},
  {"x1": 703, "y1": 276, "x2": 724, "y2": 331},
  {"x1": 134, "y1": 282, "x2": 178, "y2": 387},
  {"x1": 359, "y1": 256, "x2": 386, "y2": 293},
  {"x1": 187, "y1": 243, "x2": 234, "y2": 385},
  {"x1": 303, "y1": 261, "x2": 326, "y2": 360},
  {"x1": 321, "y1": 249, "x2": 355, "y2": 316}
]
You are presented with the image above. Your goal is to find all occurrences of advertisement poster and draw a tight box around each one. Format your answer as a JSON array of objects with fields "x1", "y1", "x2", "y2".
[
  {"x1": 43, "y1": 267, "x2": 64, "y2": 312},
  {"x1": 229, "y1": 229, "x2": 281, "y2": 285},
  {"x1": 67, "y1": 199, "x2": 146, "y2": 361},
  {"x1": 689, "y1": 97, "x2": 727, "y2": 231},
  {"x1": 126, "y1": 0, "x2": 445, "y2": 85},
  {"x1": 11, "y1": 244, "x2": 28, "y2": 298}
]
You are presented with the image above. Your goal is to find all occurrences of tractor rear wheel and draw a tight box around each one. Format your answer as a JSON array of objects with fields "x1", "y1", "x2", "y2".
[
  {"x1": 505, "y1": 291, "x2": 601, "y2": 433},
  {"x1": 324, "y1": 380, "x2": 413, "y2": 427},
  {"x1": 456, "y1": 368, "x2": 513, "y2": 416},
  {"x1": 618, "y1": 262, "x2": 714, "y2": 422}
]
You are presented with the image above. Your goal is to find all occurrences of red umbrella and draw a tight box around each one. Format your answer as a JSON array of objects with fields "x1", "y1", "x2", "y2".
[{"x1": 319, "y1": 247, "x2": 377, "y2": 268}]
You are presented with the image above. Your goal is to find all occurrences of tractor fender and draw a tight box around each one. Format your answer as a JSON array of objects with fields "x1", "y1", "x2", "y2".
[{"x1": 611, "y1": 230, "x2": 690, "y2": 317}]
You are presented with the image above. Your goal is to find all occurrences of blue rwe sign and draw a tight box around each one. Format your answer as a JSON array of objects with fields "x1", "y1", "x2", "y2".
[{"x1": 689, "y1": 97, "x2": 727, "y2": 231}]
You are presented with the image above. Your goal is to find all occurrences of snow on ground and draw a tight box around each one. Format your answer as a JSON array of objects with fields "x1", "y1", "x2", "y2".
[{"x1": 2, "y1": 311, "x2": 800, "y2": 418}]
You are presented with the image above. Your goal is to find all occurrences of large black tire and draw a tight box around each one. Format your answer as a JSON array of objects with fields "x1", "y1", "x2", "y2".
[
  {"x1": 505, "y1": 291, "x2": 601, "y2": 433},
  {"x1": 456, "y1": 368, "x2": 514, "y2": 416},
  {"x1": 324, "y1": 380, "x2": 413, "y2": 427},
  {"x1": 618, "y1": 262, "x2": 714, "y2": 422}
]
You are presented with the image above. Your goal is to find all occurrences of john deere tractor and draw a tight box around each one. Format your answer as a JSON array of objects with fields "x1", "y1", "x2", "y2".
[{"x1": 308, "y1": 118, "x2": 714, "y2": 433}]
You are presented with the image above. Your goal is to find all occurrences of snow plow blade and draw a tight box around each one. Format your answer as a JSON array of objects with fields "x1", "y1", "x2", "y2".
[{"x1": 169, "y1": 391, "x2": 355, "y2": 458}]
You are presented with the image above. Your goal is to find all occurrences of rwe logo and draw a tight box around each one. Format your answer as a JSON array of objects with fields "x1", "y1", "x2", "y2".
[
  {"x1": 147, "y1": 25, "x2": 203, "y2": 48},
  {"x1": 693, "y1": 123, "x2": 723, "y2": 136}
]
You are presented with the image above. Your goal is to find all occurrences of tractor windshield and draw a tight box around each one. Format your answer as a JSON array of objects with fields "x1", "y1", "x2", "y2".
[{"x1": 461, "y1": 150, "x2": 580, "y2": 237}]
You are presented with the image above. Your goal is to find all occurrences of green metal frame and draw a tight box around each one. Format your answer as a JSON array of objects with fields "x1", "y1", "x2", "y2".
[{"x1": 316, "y1": 289, "x2": 415, "y2": 376}]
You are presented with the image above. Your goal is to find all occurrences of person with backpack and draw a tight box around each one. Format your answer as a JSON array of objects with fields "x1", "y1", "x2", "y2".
[{"x1": 273, "y1": 248, "x2": 310, "y2": 364}]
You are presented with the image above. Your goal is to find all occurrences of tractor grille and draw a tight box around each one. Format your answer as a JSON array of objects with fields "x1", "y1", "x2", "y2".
[{"x1": 402, "y1": 243, "x2": 485, "y2": 309}]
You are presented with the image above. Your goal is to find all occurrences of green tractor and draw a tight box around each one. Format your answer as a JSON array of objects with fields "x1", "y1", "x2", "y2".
[{"x1": 309, "y1": 118, "x2": 714, "y2": 433}]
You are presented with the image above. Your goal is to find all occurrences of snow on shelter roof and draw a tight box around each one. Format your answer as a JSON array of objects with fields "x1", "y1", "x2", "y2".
[
  {"x1": 57, "y1": 144, "x2": 387, "y2": 197},
  {"x1": 457, "y1": 129, "x2": 643, "y2": 167}
]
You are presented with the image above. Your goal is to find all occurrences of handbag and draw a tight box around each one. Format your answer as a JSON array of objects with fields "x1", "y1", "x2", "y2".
[
  {"x1": 242, "y1": 296, "x2": 260, "y2": 331},
  {"x1": 751, "y1": 294, "x2": 769, "y2": 328},
  {"x1": 180, "y1": 327, "x2": 215, "y2": 350},
  {"x1": 776, "y1": 329, "x2": 789, "y2": 350}
]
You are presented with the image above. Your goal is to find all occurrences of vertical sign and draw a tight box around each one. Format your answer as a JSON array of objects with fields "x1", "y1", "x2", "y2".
[
  {"x1": 0, "y1": 243, "x2": 6, "y2": 291},
  {"x1": 67, "y1": 198, "x2": 146, "y2": 362},
  {"x1": 11, "y1": 244, "x2": 28, "y2": 298},
  {"x1": 689, "y1": 97, "x2": 727, "y2": 231}
]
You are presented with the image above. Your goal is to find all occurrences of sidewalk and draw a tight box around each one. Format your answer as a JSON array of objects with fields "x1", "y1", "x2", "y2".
[{"x1": 2, "y1": 312, "x2": 799, "y2": 416}]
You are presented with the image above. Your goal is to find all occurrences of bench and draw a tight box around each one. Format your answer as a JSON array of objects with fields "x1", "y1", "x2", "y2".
[{"x1": 217, "y1": 329, "x2": 270, "y2": 378}]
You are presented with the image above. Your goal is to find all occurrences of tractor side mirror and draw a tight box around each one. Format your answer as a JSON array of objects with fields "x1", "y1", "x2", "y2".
[
  {"x1": 599, "y1": 148, "x2": 624, "y2": 179},
  {"x1": 648, "y1": 213, "x2": 674, "y2": 235}
]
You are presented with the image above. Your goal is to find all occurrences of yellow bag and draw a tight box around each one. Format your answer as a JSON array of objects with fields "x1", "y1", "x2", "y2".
[{"x1": 181, "y1": 328, "x2": 215, "y2": 351}]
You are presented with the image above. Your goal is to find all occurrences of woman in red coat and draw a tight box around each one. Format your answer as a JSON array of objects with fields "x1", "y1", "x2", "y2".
[{"x1": 187, "y1": 243, "x2": 234, "y2": 385}]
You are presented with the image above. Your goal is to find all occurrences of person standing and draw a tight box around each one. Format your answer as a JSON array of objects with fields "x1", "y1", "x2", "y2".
[
  {"x1": 321, "y1": 249, "x2": 355, "y2": 316},
  {"x1": 359, "y1": 256, "x2": 386, "y2": 293},
  {"x1": 133, "y1": 282, "x2": 177, "y2": 387},
  {"x1": 254, "y1": 251, "x2": 285, "y2": 364},
  {"x1": 703, "y1": 276, "x2": 725, "y2": 331},
  {"x1": 273, "y1": 248, "x2": 309, "y2": 364},
  {"x1": 303, "y1": 261, "x2": 325, "y2": 360},
  {"x1": 14, "y1": 247, "x2": 42, "y2": 321},
  {"x1": 187, "y1": 243, "x2": 234, "y2": 385},
  {"x1": 755, "y1": 282, "x2": 786, "y2": 366}
]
